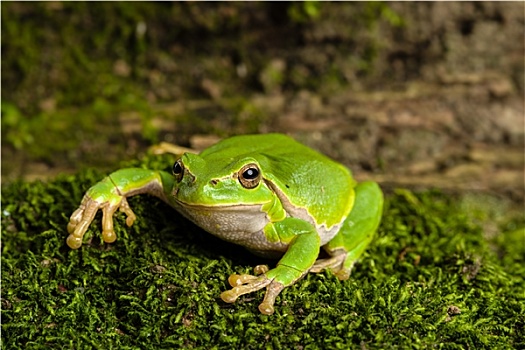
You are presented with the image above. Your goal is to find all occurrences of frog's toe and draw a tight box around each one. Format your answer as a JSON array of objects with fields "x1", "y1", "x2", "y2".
[
  {"x1": 220, "y1": 275, "x2": 272, "y2": 304},
  {"x1": 67, "y1": 208, "x2": 84, "y2": 233},
  {"x1": 258, "y1": 301, "x2": 274, "y2": 315},
  {"x1": 66, "y1": 195, "x2": 106, "y2": 249},
  {"x1": 334, "y1": 268, "x2": 351, "y2": 281},
  {"x1": 258, "y1": 280, "x2": 285, "y2": 315},
  {"x1": 102, "y1": 229, "x2": 117, "y2": 243},
  {"x1": 118, "y1": 197, "x2": 136, "y2": 227},
  {"x1": 66, "y1": 234, "x2": 83, "y2": 249},
  {"x1": 227, "y1": 273, "x2": 258, "y2": 287},
  {"x1": 67, "y1": 221, "x2": 77, "y2": 235},
  {"x1": 220, "y1": 270, "x2": 288, "y2": 315},
  {"x1": 310, "y1": 253, "x2": 346, "y2": 273},
  {"x1": 101, "y1": 210, "x2": 117, "y2": 243},
  {"x1": 254, "y1": 264, "x2": 269, "y2": 275},
  {"x1": 220, "y1": 289, "x2": 239, "y2": 303},
  {"x1": 310, "y1": 254, "x2": 353, "y2": 281}
]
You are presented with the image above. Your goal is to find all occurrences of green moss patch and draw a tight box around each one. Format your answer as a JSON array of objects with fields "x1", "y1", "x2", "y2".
[{"x1": 2, "y1": 156, "x2": 524, "y2": 349}]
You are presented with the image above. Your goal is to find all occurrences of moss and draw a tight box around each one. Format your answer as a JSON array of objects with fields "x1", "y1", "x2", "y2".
[
  {"x1": 2, "y1": 156, "x2": 524, "y2": 349},
  {"x1": 1, "y1": 98, "x2": 159, "y2": 179},
  {"x1": 287, "y1": 2, "x2": 323, "y2": 23}
]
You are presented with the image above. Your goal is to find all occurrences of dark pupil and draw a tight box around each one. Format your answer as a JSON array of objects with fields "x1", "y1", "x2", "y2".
[
  {"x1": 243, "y1": 168, "x2": 258, "y2": 180},
  {"x1": 173, "y1": 162, "x2": 182, "y2": 174}
]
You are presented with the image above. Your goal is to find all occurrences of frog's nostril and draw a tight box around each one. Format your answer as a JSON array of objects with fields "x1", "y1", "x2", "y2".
[{"x1": 210, "y1": 179, "x2": 219, "y2": 186}]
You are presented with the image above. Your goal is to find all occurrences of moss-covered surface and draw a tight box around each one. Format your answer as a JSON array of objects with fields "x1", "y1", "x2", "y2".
[{"x1": 2, "y1": 154, "x2": 524, "y2": 349}]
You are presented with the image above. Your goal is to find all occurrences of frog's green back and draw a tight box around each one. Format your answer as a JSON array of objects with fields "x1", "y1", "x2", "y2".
[{"x1": 200, "y1": 134, "x2": 356, "y2": 228}]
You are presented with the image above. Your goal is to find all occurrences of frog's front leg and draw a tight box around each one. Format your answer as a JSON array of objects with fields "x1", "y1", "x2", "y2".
[
  {"x1": 220, "y1": 218, "x2": 320, "y2": 315},
  {"x1": 311, "y1": 181, "x2": 383, "y2": 280},
  {"x1": 67, "y1": 168, "x2": 174, "y2": 249}
]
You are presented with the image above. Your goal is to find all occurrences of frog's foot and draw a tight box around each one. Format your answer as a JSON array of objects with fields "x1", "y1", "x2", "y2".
[
  {"x1": 220, "y1": 264, "x2": 291, "y2": 315},
  {"x1": 310, "y1": 253, "x2": 353, "y2": 281},
  {"x1": 148, "y1": 142, "x2": 196, "y2": 156},
  {"x1": 66, "y1": 194, "x2": 136, "y2": 249}
]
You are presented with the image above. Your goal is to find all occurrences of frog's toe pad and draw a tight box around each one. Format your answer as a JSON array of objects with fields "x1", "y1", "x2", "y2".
[
  {"x1": 334, "y1": 268, "x2": 351, "y2": 281},
  {"x1": 254, "y1": 265, "x2": 269, "y2": 275},
  {"x1": 66, "y1": 235, "x2": 83, "y2": 249},
  {"x1": 258, "y1": 301, "x2": 275, "y2": 315},
  {"x1": 102, "y1": 229, "x2": 117, "y2": 243},
  {"x1": 220, "y1": 290, "x2": 240, "y2": 303}
]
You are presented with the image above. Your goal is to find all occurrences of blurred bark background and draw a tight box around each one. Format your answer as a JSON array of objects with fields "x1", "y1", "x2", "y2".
[{"x1": 2, "y1": 2, "x2": 523, "y2": 211}]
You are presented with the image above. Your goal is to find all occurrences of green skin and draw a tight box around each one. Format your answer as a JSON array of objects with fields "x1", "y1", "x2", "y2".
[{"x1": 67, "y1": 134, "x2": 383, "y2": 315}]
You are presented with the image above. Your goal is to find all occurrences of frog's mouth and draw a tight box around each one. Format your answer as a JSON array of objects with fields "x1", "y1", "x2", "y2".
[
  {"x1": 173, "y1": 198, "x2": 268, "y2": 212},
  {"x1": 172, "y1": 199, "x2": 271, "y2": 239}
]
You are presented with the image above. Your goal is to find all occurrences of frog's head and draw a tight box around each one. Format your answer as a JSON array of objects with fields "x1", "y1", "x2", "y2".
[
  {"x1": 169, "y1": 152, "x2": 276, "y2": 241},
  {"x1": 171, "y1": 152, "x2": 274, "y2": 207}
]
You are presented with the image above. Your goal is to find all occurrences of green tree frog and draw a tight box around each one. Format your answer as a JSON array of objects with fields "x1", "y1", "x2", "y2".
[{"x1": 67, "y1": 133, "x2": 383, "y2": 315}]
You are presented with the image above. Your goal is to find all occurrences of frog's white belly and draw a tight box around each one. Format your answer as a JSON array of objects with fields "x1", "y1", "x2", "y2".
[{"x1": 172, "y1": 200, "x2": 341, "y2": 256}]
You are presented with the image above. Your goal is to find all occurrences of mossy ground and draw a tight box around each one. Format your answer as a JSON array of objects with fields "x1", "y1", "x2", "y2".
[{"x1": 2, "y1": 154, "x2": 524, "y2": 349}]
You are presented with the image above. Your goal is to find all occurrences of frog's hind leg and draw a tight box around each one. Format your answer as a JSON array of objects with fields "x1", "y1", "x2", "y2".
[
  {"x1": 310, "y1": 181, "x2": 383, "y2": 280},
  {"x1": 310, "y1": 239, "x2": 374, "y2": 280}
]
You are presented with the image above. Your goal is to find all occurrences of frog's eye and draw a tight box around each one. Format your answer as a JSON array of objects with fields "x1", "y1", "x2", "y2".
[
  {"x1": 172, "y1": 159, "x2": 184, "y2": 182},
  {"x1": 238, "y1": 163, "x2": 261, "y2": 189}
]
